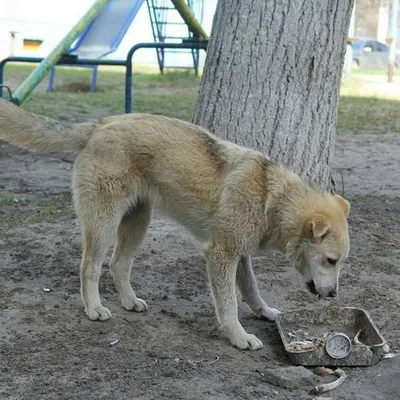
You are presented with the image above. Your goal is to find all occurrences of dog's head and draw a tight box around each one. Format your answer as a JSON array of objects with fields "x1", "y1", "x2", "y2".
[{"x1": 295, "y1": 195, "x2": 350, "y2": 298}]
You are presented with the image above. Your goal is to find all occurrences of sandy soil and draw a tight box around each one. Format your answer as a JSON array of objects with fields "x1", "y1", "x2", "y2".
[{"x1": 1, "y1": 126, "x2": 399, "y2": 399}]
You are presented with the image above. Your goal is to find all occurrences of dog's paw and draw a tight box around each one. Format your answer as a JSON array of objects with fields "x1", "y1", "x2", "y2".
[
  {"x1": 85, "y1": 305, "x2": 111, "y2": 321},
  {"x1": 222, "y1": 323, "x2": 264, "y2": 351},
  {"x1": 121, "y1": 297, "x2": 148, "y2": 312},
  {"x1": 257, "y1": 306, "x2": 281, "y2": 321},
  {"x1": 231, "y1": 332, "x2": 264, "y2": 351}
]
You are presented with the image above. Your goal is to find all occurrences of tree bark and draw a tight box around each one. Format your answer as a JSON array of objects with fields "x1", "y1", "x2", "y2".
[{"x1": 193, "y1": 0, "x2": 354, "y2": 189}]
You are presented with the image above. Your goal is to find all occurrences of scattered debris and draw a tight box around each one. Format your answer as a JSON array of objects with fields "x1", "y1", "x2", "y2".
[
  {"x1": 382, "y1": 352, "x2": 398, "y2": 359},
  {"x1": 312, "y1": 368, "x2": 347, "y2": 394},
  {"x1": 42, "y1": 288, "x2": 51, "y2": 292},
  {"x1": 108, "y1": 339, "x2": 119, "y2": 346},
  {"x1": 263, "y1": 366, "x2": 316, "y2": 389},
  {"x1": 286, "y1": 329, "x2": 328, "y2": 352}
]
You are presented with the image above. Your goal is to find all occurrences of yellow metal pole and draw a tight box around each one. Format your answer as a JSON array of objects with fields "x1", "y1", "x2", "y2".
[{"x1": 170, "y1": 0, "x2": 208, "y2": 40}]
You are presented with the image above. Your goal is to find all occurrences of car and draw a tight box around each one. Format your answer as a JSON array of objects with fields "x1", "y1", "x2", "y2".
[{"x1": 351, "y1": 38, "x2": 399, "y2": 70}]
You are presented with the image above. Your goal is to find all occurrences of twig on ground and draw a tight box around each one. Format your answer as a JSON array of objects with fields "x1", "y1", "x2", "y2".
[
  {"x1": 205, "y1": 356, "x2": 220, "y2": 364},
  {"x1": 339, "y1": 168, "x2": 345, "y2": 196},
  {"x1": 188, "y1": 356, "x2": 220, "y2": 366},
  {"x1": 130, "y1": 359, "x2": 158, "y2": 370}
]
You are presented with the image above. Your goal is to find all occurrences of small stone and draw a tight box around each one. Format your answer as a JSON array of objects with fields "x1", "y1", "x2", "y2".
[
  {"x1": 263, "y1": 366, "x2": 316, "y2": 389},
  {"x1": 383, "y1": 344, "x2": 390, "y2": 354},
  {"x1": 147, "y1": 350, "x2": 157, "y2": 358}
]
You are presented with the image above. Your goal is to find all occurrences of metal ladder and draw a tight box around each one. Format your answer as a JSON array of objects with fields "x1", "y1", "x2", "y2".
[{"x1": 146, "y1": 0, "x2": 204, "y2": 75}]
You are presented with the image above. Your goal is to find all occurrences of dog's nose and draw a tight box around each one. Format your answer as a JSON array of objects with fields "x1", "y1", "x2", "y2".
[{"x1": 327, "y1": 290, "x2": 337, "y2": 298}]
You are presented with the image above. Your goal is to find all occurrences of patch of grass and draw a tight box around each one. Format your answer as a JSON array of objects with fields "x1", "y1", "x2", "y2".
[
  {"x1": 352, "y1": 69, "x2": 400, "y2": 76},
  {"x1": 25, "y1": 204, "x2": 63, "y2": 222},
  {"x1": 41, "y1": 204, "x2": 59, "y2": 214},
  {"x1": 3, "y1": 63, "x2": 399, "y2": 135},
  {"x1": 3, "y1": 63, "x2": 200, "y2": 120},
  {"x1": 338, "y1": 96, "x2": 400, "y2": 135},
  {"x1": 0, "y1": 196, "x2": 17, "y2": 206},
  {"x1": 338, "y1": 78, "x2": 400, "y2": 135},
  {"x1": 0, "y1": 196, "x2": 31, "y2": 206},
  {"x1": 343, "y1": 195, "x2": 361, "y2": 204}
]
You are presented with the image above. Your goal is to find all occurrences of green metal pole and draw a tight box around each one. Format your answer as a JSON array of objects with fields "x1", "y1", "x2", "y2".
[
  {"x1": 12, "y1": 0, "x2": 110, "y2": 105},
  {"x1": 170, "y1": 0, "x2": 208, "y2": 40}
]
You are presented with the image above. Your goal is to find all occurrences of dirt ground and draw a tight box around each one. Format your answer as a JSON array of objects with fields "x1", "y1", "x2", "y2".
[{"x1": 1, "y1": 118, "x2": 399, "y2": 399}]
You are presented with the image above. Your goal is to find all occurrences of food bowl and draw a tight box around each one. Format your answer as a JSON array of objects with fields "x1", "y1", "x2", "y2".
[{"x1": 275, "y1": 306, "x2": 387, "y2": 367}]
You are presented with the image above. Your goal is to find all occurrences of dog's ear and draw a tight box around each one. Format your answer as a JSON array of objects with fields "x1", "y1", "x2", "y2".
[
  {"x1": 333, "y1": 195, "x2": 350, "y2": 218},
  {"x1": 305, "y1": 214, "x2": 331, "y2": 239}
]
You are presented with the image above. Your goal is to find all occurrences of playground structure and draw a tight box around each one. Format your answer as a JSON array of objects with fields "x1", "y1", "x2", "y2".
[
  {"x1": 147, "y1": 0, "x2": 206, "y2": 75},
  {"x1": 48, "y1": 0, "x2": 146, "y2": 93},
  {"x1": 0, "y1": 0, "x2": 208, "y2": 109}
]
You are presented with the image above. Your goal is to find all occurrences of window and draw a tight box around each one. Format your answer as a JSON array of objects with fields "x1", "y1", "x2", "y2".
[
  {"x1": 352, "y1": 40, "x2": 363, "y2": 50},
  {"x1": 23, "y1": 39, "x2": 43, "y2": 52},
  {"x1": 364, "y1": 41, "x2": 376, "y2": 52},
  {"x1": 375, "y1": 42, "x2": 388, "y2": 52}
]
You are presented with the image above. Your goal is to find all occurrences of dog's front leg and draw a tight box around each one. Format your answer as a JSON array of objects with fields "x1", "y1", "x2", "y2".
[
  {"x1": 236, "y1": 255, "x2": 281, "y2": 321},
  {"x1": 205, "y1": 242, "x2": 263, "y2": 350}
]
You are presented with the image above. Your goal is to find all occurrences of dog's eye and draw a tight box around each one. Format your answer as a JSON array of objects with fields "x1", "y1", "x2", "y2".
[{"x1": 327, "y1": 258, "x2": 337, "y2": 266}]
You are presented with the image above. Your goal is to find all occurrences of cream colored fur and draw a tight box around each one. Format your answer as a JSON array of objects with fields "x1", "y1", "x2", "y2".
[{"x1": 0, "y1": 99, "x2": 350, "y2": 350}]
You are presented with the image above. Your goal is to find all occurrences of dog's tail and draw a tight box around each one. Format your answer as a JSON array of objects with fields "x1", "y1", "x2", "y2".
[{"x1": 0, "y1": 98, "x2": 96, "y2": 152}]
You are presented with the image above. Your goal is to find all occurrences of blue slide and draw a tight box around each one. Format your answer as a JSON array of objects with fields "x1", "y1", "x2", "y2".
[{"x1": 48, "y1": 0, "x2": 145, "y2": 92}]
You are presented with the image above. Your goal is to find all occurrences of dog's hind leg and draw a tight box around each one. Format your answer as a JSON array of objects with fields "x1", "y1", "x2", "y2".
[
  {"x1": 80, "y1": 214, "x2": 121, "y2": 321},
  {"x1": 205, "y1": 242, "x2": 263, "y2": 351},
  {"x1": 110, "y1": 201, "x2": 151, "y2": 313},
  {"x1": 236, "y1": 255, "x2": 280, "y2": 321}
]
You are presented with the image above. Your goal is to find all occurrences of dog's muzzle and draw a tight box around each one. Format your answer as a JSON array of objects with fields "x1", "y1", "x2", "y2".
[
  {"x1": 306, "y1": 280, "x2": 318, "y2": 295},
  {"x1": 307, "y1": 281, "x2": 336, "y2": 298}
]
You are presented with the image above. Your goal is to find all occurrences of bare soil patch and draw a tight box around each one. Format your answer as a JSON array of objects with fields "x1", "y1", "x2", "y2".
[{"x1": 1, "y1": 128, "x2": 399, "y2": 400}]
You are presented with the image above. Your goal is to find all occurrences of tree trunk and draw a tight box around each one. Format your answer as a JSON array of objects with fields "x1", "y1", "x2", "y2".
[{"x1": 193, "y1": 0, "x2": 354, "y2": 189}]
